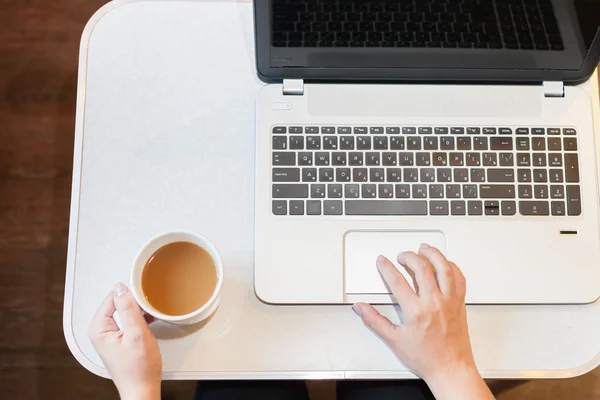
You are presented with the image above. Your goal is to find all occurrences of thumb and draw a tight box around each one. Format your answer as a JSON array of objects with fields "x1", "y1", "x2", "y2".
[
  {"x1": 353, "y1": 303, "x2": 399, "y2": 345},
  {"x1": 113, "y1": 283, "x2": 147, "y2": 332}
]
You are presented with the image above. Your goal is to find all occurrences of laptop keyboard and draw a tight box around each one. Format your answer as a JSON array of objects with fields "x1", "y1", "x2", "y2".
[
  {"x1": 272, "y1": 0, "x2": 563, "y2": 50},
  {"x1": 271, "y1": 126, "x2": 582, "y2": 217}
]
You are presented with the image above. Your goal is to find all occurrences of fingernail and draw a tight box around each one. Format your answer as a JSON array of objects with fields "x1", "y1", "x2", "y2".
[
  {"x1": 114, "y1": 282, "x2": 128, "y2": 297},
  {"x1": 376, "y1": 255, "x2": 386, "y2": 264},
  {"x1": 420, "y1": 243, "x2": 430, "y2": 250},
  {"x1": 352, "y1": 304, "x2": 363, "y2": 317}
]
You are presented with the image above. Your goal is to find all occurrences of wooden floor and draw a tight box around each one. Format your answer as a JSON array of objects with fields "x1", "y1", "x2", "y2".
[{"x1": 0, "y1": 0, "x2": 599, "y2": 399}]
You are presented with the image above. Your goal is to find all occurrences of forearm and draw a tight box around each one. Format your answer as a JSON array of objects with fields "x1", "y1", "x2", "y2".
[
  {"x1": 119, "y1": 383, "x2": 161, "y2": 400},
  {"x1": 425, "y1": 365, "x2": 495, "y2": 400}
]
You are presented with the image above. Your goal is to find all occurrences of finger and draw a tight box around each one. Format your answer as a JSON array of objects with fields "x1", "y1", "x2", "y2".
[
  {"x1": 376, "y1": 255, "x2": 417, "y2": 308},
  {"x1": 89, "y1": 292, "x2": 118, "y2": 342},
  {"x1": 353, "y1": 303, "x2": 399, "y2": 344},
  {"x1": 450, "y1": 262, "x2": 467, "y2": 300},
  {"x1": 112, "y1": 283, "x2": 147, "y2": 333},
  {"x1": 418, "y1": 244, "x2": 455, "y2": 297},
  {"x1": 397, "y1": 251, "x2": 440, "y2": 297},
  {"x1": 144, "y1": 313, "x2": 156, "y2": 325}
]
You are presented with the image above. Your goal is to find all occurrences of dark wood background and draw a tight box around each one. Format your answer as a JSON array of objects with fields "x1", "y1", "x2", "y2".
[{"x1": 0, "y1": 0, "x2": 598, "y2": 399}]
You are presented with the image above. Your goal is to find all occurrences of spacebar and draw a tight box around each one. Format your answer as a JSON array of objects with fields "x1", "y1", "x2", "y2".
[{"x1": 345, "y1": 200, "x2": 428, "y2": 216}]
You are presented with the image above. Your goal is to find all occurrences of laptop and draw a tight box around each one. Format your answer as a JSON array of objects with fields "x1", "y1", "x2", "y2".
[{"x1": 253, "y1": 0, "x2": 600, "y2": 305}]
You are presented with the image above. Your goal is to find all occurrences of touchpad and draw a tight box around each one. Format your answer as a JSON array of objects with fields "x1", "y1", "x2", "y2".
[{"x1": 344, "y1": 231, "x2": 446, "y2": 295}]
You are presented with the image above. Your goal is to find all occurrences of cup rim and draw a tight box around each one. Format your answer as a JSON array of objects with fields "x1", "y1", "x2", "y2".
[{"x1": 130, "y1": 231, "x2": 223, "y2": 322}]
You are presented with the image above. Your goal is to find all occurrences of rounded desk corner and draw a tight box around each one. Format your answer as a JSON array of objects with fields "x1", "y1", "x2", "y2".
[{"x1": 63, "y1": 312, "x2": 111, "y2": 379}]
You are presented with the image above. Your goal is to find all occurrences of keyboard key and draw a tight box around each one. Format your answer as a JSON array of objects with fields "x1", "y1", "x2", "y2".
[
  {"x1": 336, "y1": 168, "x2": 351, "y2": 182},
  {"x1": 483, "y1": 153, "x2": 498, "y2": 167},
  {"x1": 407, "y1": 136, "x2": 422, "y2": 150},
  {"x1": 379, "y1": 184, "x2": 394, "y2": 198},
  {"x1": 273, "y1": 152, "x2": 295, "y2": 166},
  {"x1": 499, "y1": 128, "x2": 513, "y2": 135},
  {"x1": 487, "y1": 169, "x2": 515, "y2": 182},
  {"x1": 416, "y1": 152, "x2": 431, "y2": 166},
  {"x1": 565, "y1": 153, "x2": 580, "y2": 182},
  {"x1": 333, "y1": 152, "x2": 347, "y2": 166},
  {"x1": 480, "y1": 185, "x2": 516, "y2": 198},
  {"x1": 454, "y1": 169, "x2": 469, "y2": 182},
  {"x1": 550, "y1": 169, "x2": 564, "y2": 183},
  {"x1": 532, "y1": 128, "x2": 545, "y2": 135},
  {"x1": 289, "y1": 200, "x2": 304, "y2": 215},
  {"x1": 516, "y1": 128, "x2": 529, "y2": 135},
  {"x1": 446, "y1": 185, "x2": 461, "y2": 198},
  {"x1": 369, "y1": 168, "x2": 385, "y2": 182},
  {"x1": 306, "y1": 127, "x2": 319, "y2": 134},
  {"x1": 534, "y1": 185, "x2": 549, "y2": 199},
  {"x1": 273, "y1": 184, "x2": 308, "y2": 198},
  {"x1": 550, "y1": 185, "x2": 564, "y2": 199},
  {"x1": 533, "y1": 169, "x2": 547, "y2": 183},
  {"x1": 273, "y1": 126, "x2": 286, "y2": 134},
  {"x1": 315, "y1": 152, "x2": 330, "y2": 166},
  {"x1": 272, "y1": 200, "x2": 287, "y2": 215},
  {"x1": 324, "y1": 200, "x2": 343, "y2": 215},
  {"x1": 340, "y1": 136, "x2": 354, "y2": 150},
  {"x1": 306, "y1": 136, "x2": 321, "y2": 150},
  {"x1": 532, "y1": 137, "x2": 545, "y2": 150},
  {"x1": 435, "y1": 127, "x2": 449, "y2": 135},
  {"x1": 470, "y1": 169, "x2": 486, "y2": 182},
  {"x1": 457, "y1": 137, "x2": 472, "y2": 150},
  {"x1": 353, "y1": 168, "x2": 368, "y2": 182},
  {"x1": 466, "y1": 153, "x2": 481, "y2": 166},
  {"x1": 348, "y1": 152, "x2": 364, "y2": 166},
  {"x1": 390, "y1": 137, "x2": 406, "y2": 150},
  {"x1": 517, "y1": 153, "x2": 530, "y2": 167},
  {"x1": 345, "y1": 200, "x2": 428, "y2": 215},
  {"x1": 433, "y1": 152, "x2": 448, "y2": 166},
  {"x1": 519, "y1": 184, "x2": 533, "y2": 199},
  {"x1": 484, "y1": 201, "x2": 500, "y2": 215},
  {"x1": 289, "y1": 127, "x2": 303, "y2": 134},
  {"x1": 420, "y1": 168, "x2": 435, "y2": 182},
  {"x1": 370, "y1": 127, "x2": 384, "y2": 134},
  {"x1": 290, "y1": 136, "x2": 304, "y2": 149},
  {"x1": 273, "y1": 168, "x2": 300, "y2": 182},
  {"x1": 362, "y1": 184, "x2": 377, "y2": 198},
  {"x1": 516, "y1": 138, "x2": 529, "y2": 150},
  {"x1": 298, "y1": 152, "x2": 313, "y2": 166},
  {"x1": 413, "y1": 184, "x2": 427, "y2": 198},
  {"x1": 311, "y1": 184, "x2": 326, "y2": 198},
  {"x1": 354, "y1": 127, "x2": 368, "y2": 134},
  {"x1": 429, "y1": 184, "x2": 444, "y2": 198},
  {"x1": 399, "y1": 153, "x2": 415, "y2": 166},
  {"x1": 502, "y1": 201, "x2": 517, "y2": 215},
  {"x1": 328, "y1": 184, "x2": 343, "y2": 198},
  {"x1": 564, "y1": 137, "x2": 577, "y2": 151},
  {"x1": 323, "y1": 136, "x2": 338, "y2": 150},
  {"x1": 519, "y1": 201, "x2": 550, "y2": 215},
  {"x1": 517, "y1": 169, "x2": 532, "y2": 183},
  {"x1": 549, "y1": 153, "x2": 562, "y2": 167},
  {"x1": 566, "y1": 185, "x2": 581, "y2": 216},
  {"x1": 302, "y1": 168, "x2": 317, "y2": 182},
  {"x1": 468, "y1": 200, "x2": 483, "y2": 215},
  {"x1": 374, "y1": 136, "x2": 388, "y2": 150},
  {"x1": 402, "y1": 127, "x2": 417, "y2": 134},
  {"x1": 357, "y1": 136, "x2": 372, "y2": 150},
  {"x1": 531, "y1": 154, "x2": 546, "y2": 168},
  {"x1": 337, "y1": 127, "x2": 351, "y2": 134},
  {"x1": 563, "y1": 128, "x2": 577, "y2": 135},
  {"x1": 322, "y1": 127, "x2": 335, "y2": 134},
  {"x1": 440, "y1": 137, "x2": 455, "y2": 150},
  {"x1": 491, "y1": 137, "x2": 513, "y2": 150},
  {"x1": 386, "y1": 127, "x2": 400, "y2": 134},
  {"x1": 319, "y1": 168, "x2": 334, "y2": 182},
  {"x1": 483, "y1": 127, "x2": 497, "y2": 135},
  {"x1": 467, "y1": 127, "x2": 480, "y2": 135},
  {"x1": 451, "y1": 127, "x2": 465, "y2": 134},
  {"x1": 404, "y1": 168, "x2": 419, "y2": 182},
  {"x1": 451, "y1": 200, "x2": 467, "y2": 215},
  {"x1": 547, "y1": 128, "x2": 561, "y2": 135},
  {"x1": 551, "y1": 201, "x2": 565, "y2": 216},
  {"x1": 449, "y1": 153, "x2": 464, "y2": 166},
  {"x1": 418, "y1": 127, "x2": 433, "y2": 135},
  {"x1": 345, "y1": 184, "x2": 360, "y2": 198},
  {"x1": 437, "y1": 169, "x2": 452, "y2": 182},
  {"x1": 548, "y1": 137, "x2": 561, "y2": 151},
  {"x1": 395, "y1": 184, "x2": 410, "y2": 198},
  {"x1": 387, "y1": 168, "x2": 402, "y2": 182},
  {"x1": 431, "y1": 201, "x2": 449, "y2": 215},
  {"x1": 366, "y1": 152, "x2": 381, "y2": 166},
  {"x1": 474, "y1": 137, "x2": 488, "y2": 150},
  {"x1": 273, "y1": 136, "x2": 287, "y2": 150},
  {"x1": 500, "y1": 153, "x2": 514, "y2": 167}
]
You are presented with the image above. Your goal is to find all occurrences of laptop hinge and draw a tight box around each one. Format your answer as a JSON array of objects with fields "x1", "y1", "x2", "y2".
[
  {"x1": 283, "y1": 79, "x2": 304, "y2": 96},
  {"x1": 543, "y1": 81, "x2": 564, "y2": 98}
]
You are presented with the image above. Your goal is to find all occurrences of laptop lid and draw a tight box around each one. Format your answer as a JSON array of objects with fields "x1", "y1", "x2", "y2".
[{"x1": 254, "y1": 0, "x2": 600, "y2": 83}]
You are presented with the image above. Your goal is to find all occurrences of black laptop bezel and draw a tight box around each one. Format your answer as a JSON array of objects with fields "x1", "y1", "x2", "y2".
[{"x1": 254, "y1": 0, "x2": 600, "y2": 84}]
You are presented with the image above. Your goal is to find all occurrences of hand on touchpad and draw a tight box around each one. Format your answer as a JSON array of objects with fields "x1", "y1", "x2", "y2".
[{"x1": 344, "y1": 231, "x2": 446, "y2": 295}]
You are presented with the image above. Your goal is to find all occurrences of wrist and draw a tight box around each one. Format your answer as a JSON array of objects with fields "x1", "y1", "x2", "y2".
[
  {"x1": 425, "y1": 363, "x2": 492, "y2": 400},
  {"x1": 120, "y1": 383, "x2": 161, "y2": 400}
]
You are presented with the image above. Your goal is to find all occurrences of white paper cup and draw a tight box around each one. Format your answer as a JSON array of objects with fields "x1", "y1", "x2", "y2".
[{"x1": 129, "y1": 231, "x2": 223, "y2": 325}]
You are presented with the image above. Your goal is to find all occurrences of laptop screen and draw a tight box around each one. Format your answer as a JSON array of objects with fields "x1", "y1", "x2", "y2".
[{"x1": 255, "y1": 0, "x2": 600, "y2": 82}]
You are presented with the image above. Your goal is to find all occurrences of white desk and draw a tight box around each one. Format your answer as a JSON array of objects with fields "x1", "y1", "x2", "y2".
[{"x1": 63, "y1": 0, "x2": 600, "y2": 380}]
